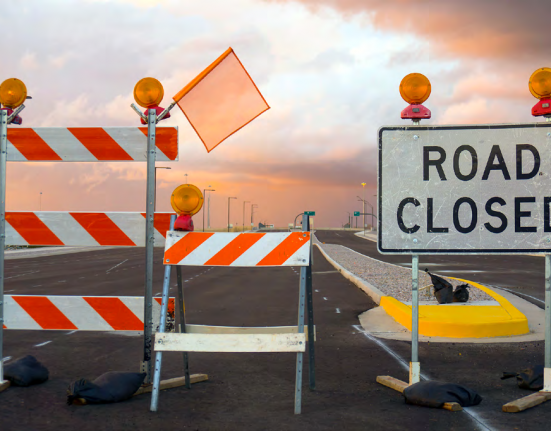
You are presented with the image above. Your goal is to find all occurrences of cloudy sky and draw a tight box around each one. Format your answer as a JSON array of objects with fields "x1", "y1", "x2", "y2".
[{"x1": 1, "y1": 0, "x2": 549, "y2": 228}]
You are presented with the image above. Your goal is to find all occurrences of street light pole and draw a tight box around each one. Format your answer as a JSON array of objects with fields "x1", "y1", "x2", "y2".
[
  {"x1": 154, "y1": 167, "x2": 171, "y2": 211},
  {"x1": 251, "y1": 204, "x2": 258, "y2": 229},
  {"x1": 203, "y1": 188, "x2": 215, "y2": 232},
  {"x1": 228, "y1": 197, "x2": 237, "y2": 232},
  {"x1": 361, "y1": 182, "x2": 367, "y2": 236},
  {"x1": 243, "y1": 200, "x2": 250, "y2": 232}
]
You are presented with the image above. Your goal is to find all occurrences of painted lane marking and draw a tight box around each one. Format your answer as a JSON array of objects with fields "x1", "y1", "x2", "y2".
[
  {"x1": 323, "y1": 297, "x2": 328, "y2": 301},
  {"x1": 31, "y1": 285, "x2": 42, "y2": 288},
  {"x1": 315, "y1": 289, "x2": 319, "y2": 293},
  {"x1": 106, "y1": 259, "x2": 128, "y2": 273},
  {"x1": 313, "y1": 270, "x2": 339, "y2": 274},
  {"x1": 5, "y1": 270, "x2": 40, "y2": 280},
  {"x1": 4, "y1": 290, "x2": 15, "y2": 293},
  {"x1": 34, "y1": 341, "x2": 52, "y2": 347},
  {"x1": 336, "y1": 308, "x2": 341, "y2": 313},
  {"x1": 65, "y1": 330, "x2": 77, "y2": 335},
  {"x1": 352, "y1": 325, "x2": 492, "y2": 431},
  {"x1": 2, "y1": 356, "x2": 12, "y2": 363}
]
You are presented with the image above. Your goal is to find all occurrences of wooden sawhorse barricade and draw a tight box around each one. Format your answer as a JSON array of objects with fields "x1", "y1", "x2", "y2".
[{"x1": 150, "y1": 216, "x2": 315, "y2": 414}]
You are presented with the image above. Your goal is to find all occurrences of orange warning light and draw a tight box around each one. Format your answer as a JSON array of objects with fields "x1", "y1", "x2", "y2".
[
  {"x1": 133, "y1": 77, "x2": 164, "y2": 108},
  {"x1": 171, "y1": 184, "x2": 204, "y2": 216},
  {"x1": 0, "y1": 78, "x2": 27, "y2": 108},
  {"x1": 529, "y1": 68, "x2": 551, "y2": 117},
  {"x1": 399, "y1": 73, "x2": 431, "y2": 105},
  {"x1": 529, "y1": 68, "x2": 551, "y2": 100}
]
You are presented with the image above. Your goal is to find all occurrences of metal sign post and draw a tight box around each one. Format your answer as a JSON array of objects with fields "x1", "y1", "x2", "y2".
[
  {"x1": 142, "y1": 108, "x2": 157, "y2": 383},
  {"x1": 546, "y1": 255, "x2": 551, "y2": 391},
  {"x1": 0, "y1": 110, "x2": 8, "y2": 390}
]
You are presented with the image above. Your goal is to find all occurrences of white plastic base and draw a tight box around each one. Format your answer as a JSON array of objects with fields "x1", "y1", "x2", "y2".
[{"x1": 409, "y1": 361, "x2": 420, "y2": 385}]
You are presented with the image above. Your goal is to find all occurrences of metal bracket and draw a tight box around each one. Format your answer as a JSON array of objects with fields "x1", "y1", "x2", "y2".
[
  {"x1": 7, "y1": 105, "x2": 25, "y2": 124},
  {"x1": 130, "y1": 103, "x2": 148, "y2": 123},
  {"x1": 156, "y1": 101, "x2": 176, "y2": 123}
]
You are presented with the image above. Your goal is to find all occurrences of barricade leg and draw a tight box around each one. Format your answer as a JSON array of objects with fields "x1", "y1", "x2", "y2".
[
  {"x1": 150, "y1": 214, "x2": 176, "y2": 412},
  {"x1": 306, "y1": 219, "x2": 316, "y2": 390},
  {"x1": 176, "y1": 266, "x2": 191, "y2": 389},
  {"x1": 150, "y1": 262, "x2": 172, "y2": 411},
  {"x1": 294, "y1": 213, "x2": 309, "y2": 414}
]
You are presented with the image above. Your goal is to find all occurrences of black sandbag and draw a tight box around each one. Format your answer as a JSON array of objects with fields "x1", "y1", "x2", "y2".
[
  {"x1": 403, "y1": 381, "x2": 483, "y2": 408},
  {"x1": 501, "y1": 365, "x2": 543, "y2": 391},
  {"x1": 453, "y1": 284, "x2": 470, "y2": 303},
  {"x1": 67, "y1": 371, "x2": 146, "y2": 405},
  {"x1": 425, "y1": 269, "x2": 453, "y2": 304},
  {"x1": 3, "y1": 355, "x2": 49, "y2": 387}
]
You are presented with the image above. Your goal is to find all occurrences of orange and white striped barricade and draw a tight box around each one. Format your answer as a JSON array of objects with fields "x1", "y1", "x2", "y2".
[
  {"x1": 5, "y1": 211, "x2": 173, "y2": 247},
  {"x1": 3, "y1": 295, "x2": 176, "y2": 332},
  {"x1": 150, "y1": 215, "x2": 315, "y2": 414},
  {"x1": 5, "y1": 127, "x2": 178, "y2": 161},
  {"x1": 0, "y1": 117, "x2": 179, "y2": 390}
]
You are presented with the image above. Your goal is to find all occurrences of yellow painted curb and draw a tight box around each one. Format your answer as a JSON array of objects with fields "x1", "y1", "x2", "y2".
[{"x1": 380, "y1": 279, "x2": 529, "y2": 338}]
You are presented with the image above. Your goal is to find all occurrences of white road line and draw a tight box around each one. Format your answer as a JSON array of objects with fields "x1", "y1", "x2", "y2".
[
  {"x1": 5, "y1": 270, "x2": 40, "y2": 280},
  {"x1": 4, "y1": 290, "x2": 15, "y2": 293},
  {"x1": 336, "y1": 308, "x2": 341, "y2": 313},
  {"x1": 315, "y1": 289, "x2": 319, "y2": 293},
  {"x1": 65, "y1": 330, "x2": 77, "y2": 335},
  {"x1": 31, "y1": 285, "x2": 42, "y2": 288},
  {"x1": 352, "y1": 325, "x2": 492, "y2": 431},
  {"x1": 105, "y1": 259, "x2": 128, "y2": 274},
  {"x1": 2, "y1": 356, "x2": 12, "y2": 363},
  {"x1": 323, "y1": 297, "x2": 328, "y2": 301},
  {"x1": 34, "y1": 341, "x2": 52, "y2": 347}
]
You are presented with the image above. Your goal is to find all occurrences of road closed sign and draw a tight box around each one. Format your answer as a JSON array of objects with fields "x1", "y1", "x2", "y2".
[{"x1": 378, "y1": 123, "x2": 551, "y2": 254}]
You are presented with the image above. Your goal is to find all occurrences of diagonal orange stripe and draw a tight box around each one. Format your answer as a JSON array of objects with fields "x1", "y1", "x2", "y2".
[
  {"x1": 84, "y1": 297, "x2": 143, "y2": 331},
  {"x1": 13, "y1": 296, "x2": 77, "y2": 330},
  {"x1": 141, "y1": 213, "x2": 172, "y2": 238},
  {"x1": 138, "y1": 127, "x2": 178, "y2": 160},
  {"x1": 7, "y1": 129, "x2": 63, "y2": 160},
  {"x1": 164, "y1": 233, "x2": 213, "y2": 264},
  {"x1": 70, "y1": 213, "x2": 136, "y2": 246},
  {"x1": 68, "y1": 128, "x2": 133, "y2": 160},
  {"x1": 6, "y1": 212, "x2": 64, "y2": 245},
  {"x1": 205, "y1": 233, "x2": 265, "y2": 265},
  {"x1": 257, "y1": 232, "x2": 310, "y2": 266}
]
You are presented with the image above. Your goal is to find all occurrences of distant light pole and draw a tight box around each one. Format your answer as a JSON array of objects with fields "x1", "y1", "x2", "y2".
[
  {"x1": 345, "y1": 211, "x2": 351, "y2": 229},
  {"x1": 361, "y1": 182, "x2": 367, "y2": 235},
  {"x1": 228, "y1": 197, "x2": 237, "y2": 232},
  {"x1": 207, "y1": 185, "x2": 215, "y2": 229},
  {"x1": 39, "y1": 191, "x2": 42, "y2": 211},
  {"x1": 242, "y1": 200, "x2": 250, "y2": 232},
  {"x1": 203, "y1": 188, "x2": 215, "y2": 232},
  {"x1": 154, "y1": 167, "x2": 171, "y2": 211},
  {"x1": 251, "y1": 204, "x2": 259, "y2": 229}
]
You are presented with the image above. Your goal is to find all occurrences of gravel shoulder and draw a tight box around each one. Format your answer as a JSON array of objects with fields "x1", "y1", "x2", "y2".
[{"x1": 315, "y1": 238, "x2": 493, "y2": 303}]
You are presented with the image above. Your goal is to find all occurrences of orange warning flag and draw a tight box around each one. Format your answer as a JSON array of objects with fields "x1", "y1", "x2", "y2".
[{"x1": 173, "y1": 48, "x2": 270, "y2": 153}]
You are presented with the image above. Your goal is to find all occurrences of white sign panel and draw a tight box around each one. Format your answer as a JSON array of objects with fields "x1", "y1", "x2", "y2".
[{"x1": 378, "y1": 123, "x2": 551, "y2": 254}]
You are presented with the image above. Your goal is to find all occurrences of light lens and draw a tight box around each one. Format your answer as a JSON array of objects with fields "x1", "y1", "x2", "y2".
[
  {"x1": 133, "y1": 77, "x2": 164, "y2": 108},
  {"x1": 529, "y1": 68, "x2": 551, "y2": 99},
  {"x1": 399, "y1": 73, "x2": 431, "y2": 104},
  {"x1": 0, "y1": 78, "x2": 27, "y2": 108},
  {"x1": 171, "y1": 184, "x2": 204, "y2": 216}
]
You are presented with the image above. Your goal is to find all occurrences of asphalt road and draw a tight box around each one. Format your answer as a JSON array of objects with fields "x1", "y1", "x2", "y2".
[
  {"x1": 315, "y1": 230, "x2": 547, "y2": 308},
  {"x1": 0, "y1": 245, "x2": 549, "y2": 430}
]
